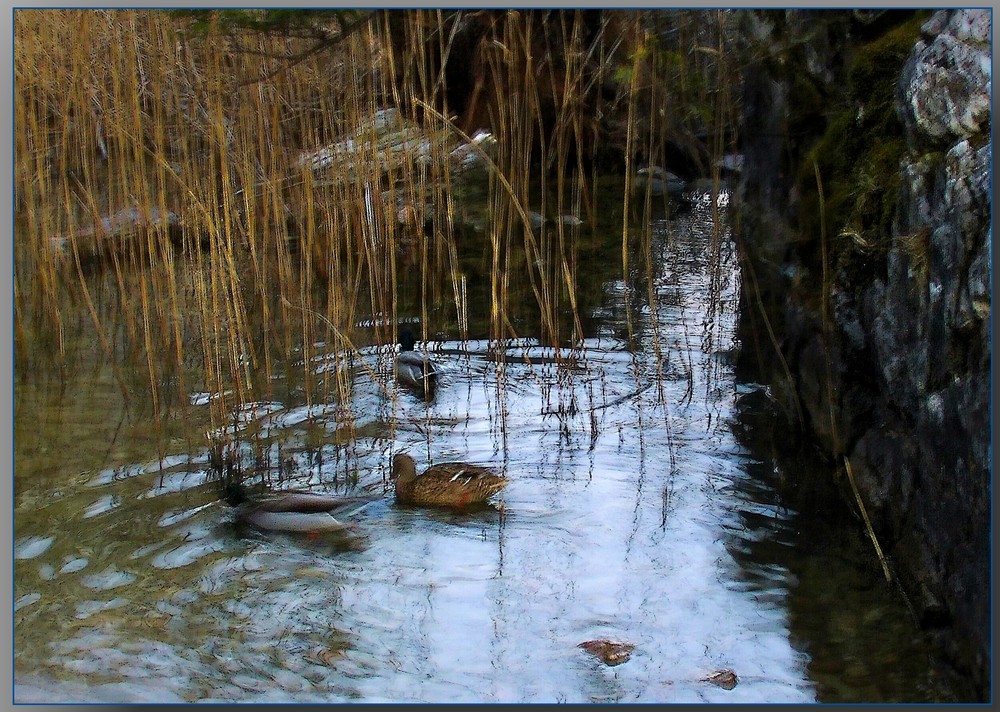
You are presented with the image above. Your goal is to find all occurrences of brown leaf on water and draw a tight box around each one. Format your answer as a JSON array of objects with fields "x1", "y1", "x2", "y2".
[
  {"x1": 307, "y1": 645, "x2": 346, "y2": 667},
  {"x1": 701, "y1": 669, "x2": 738, "y2": 690},
  {"x1": 577, "y1": 639, "x2": 635, "y2": 666}
]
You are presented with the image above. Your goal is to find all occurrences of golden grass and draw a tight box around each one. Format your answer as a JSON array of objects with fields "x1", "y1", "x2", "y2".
[{"x1": 14, "y1": 9, "x2": 738, "y2": 460}]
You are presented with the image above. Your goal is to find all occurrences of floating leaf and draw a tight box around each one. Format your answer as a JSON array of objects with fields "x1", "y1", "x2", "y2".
[
  {"x1": 578, "y1": 640, "x2": 635, "y2": 666},
  {"x1": 702, "y1": 669, "x2": 738, "y2": 690}
]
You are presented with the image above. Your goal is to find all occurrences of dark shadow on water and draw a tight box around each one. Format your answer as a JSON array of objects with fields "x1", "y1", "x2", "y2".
[{"x1": 726, "y1": 382, "x2": 969, "y2": 703}]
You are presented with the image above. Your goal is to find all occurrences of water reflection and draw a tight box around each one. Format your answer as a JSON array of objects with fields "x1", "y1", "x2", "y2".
[
  {"x1": 14, "y1": 193, "x2": 954, "y2": 703},
  {"x1": 725, "y1": 386, "x2": 964, "y2": 702}
]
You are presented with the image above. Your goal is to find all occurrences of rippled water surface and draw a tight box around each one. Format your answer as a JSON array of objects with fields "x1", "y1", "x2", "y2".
[{"x1": 14, "y1": 196, "x2": 959, "y2": 703}]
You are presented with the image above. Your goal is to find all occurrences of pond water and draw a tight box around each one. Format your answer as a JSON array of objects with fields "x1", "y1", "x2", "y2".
[{"x1": 13, "y1": 193, "x2": 962, "y2": 703}]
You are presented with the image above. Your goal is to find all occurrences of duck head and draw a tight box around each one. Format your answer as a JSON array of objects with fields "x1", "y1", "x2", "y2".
[
  {"x1": 391, "y1": 453, "x2": 418, "y2": 487},
  {"x1": 222, "y1": 477, "x2": 250, "y2": 507}
]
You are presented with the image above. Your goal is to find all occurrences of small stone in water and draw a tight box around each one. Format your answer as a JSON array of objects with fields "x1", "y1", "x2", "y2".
[
  {"x1": 577, "y1": 640, "x2": 635, "y2": 666},
  {"x1": 702, "y1": 669, "x2": 738, "y2": 690}
]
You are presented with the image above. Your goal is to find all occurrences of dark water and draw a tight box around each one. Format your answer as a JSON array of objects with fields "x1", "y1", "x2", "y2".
[{"x1": 13, "y1": 193, "x2": 962, "y2": 703}]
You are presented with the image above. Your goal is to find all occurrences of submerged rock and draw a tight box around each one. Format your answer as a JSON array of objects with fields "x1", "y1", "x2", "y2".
[
  {"x1": 50, "y1": 207, "x2": 181, "y2": 259},
  {"x1": 634, "y1": 166, "x2": 687, "y2": 196}
]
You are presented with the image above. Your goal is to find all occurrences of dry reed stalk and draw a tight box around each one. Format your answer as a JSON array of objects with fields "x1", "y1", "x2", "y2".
[
  {"x1": 16, "y1": 10, "x2": 739, "y2": 468},
  {"x1": 844, "y1": 457, "x2": 893, "y2": 582},
  {"x1": 815, "y1": 159, "x2": 892, "y2": 582}
]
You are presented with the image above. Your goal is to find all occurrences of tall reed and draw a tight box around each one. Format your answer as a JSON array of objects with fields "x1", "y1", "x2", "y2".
[{"x1": 14, "y1": 9, "x2": 740, "y2": 471}]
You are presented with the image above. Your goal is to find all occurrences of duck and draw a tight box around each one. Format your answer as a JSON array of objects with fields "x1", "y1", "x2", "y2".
[
  {"x1": 390, "y1": 453, "x2": 507, "y2": 508},
  {"x1": 223, "y1": 478, "x2": 380, "y2": 533},
  {"x1": 395, "y1": 327, "x2": 439, "y2": 400}
]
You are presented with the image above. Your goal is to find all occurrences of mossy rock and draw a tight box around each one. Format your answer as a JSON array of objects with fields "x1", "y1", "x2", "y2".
[{"x1": 794, "y1": 11, "x2": 929, "y2": 282}]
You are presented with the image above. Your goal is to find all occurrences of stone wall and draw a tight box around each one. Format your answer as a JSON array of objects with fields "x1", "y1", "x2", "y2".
[{"x1": 733, "y1": 9, "x2": 991, "y2": 699}]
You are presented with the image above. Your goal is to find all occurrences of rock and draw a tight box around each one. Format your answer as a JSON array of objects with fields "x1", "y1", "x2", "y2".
[
  {"x1": 296, "y1": 108, "x2": 496, "y2": 179},
  {"x1": 50, "y1": 207, "x2": 181, "y2": 259},
  {"x1": 634, "y1": 166, "x2": 687, "y2": 196},
  {"x1": 716, "y1": 153, "x2": 745, "y2": 174},
  {"x1": 734, "y1": 8, "x2": 990, "y2": 698},
  {"x1": 527, "y1": 211, "x2": 546, "y2": 229},
  {"x1": 942, "y1": 8, "x2": 991, "y2": 43},
  {"x1": 898, "y1": 11, "x2": 991, "y2": 147}
]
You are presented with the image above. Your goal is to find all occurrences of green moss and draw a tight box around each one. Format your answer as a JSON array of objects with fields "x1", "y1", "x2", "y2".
[
  {"x1": 794, "y1": 12, "x2": 929, "y2": 284},
  {"x1": 849, "y1": 15, "x2": 927, "y2": 134}
]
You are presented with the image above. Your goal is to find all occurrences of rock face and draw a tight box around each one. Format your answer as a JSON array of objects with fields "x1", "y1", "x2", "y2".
[
  {"x1": 733, "y1": 9, "x2": 990, "y2": 699},
  {"x1": 898, "y1": 10, "x2": 992, "y2": 144}
]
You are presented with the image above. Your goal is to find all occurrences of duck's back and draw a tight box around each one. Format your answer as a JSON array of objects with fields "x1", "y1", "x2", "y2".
[
  {"x1": 255, "y1": 492, "x2": 376, "y2": 514},
  {"x1": 408, "y1": 462, "x2": 507, "y2": 507},
  {"x1": 395, "y1": 351, "x2": 438, "y2": 398},
  {"x1": 396, "y1": 351, "x2": 438, "y2": 379},
  {"x1": 241, "y1": 509, "x2": 348, "y2": 532}
]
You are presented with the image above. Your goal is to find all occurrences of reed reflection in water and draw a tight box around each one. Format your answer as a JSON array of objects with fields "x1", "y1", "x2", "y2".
[{"x1": 15, "y1": 195, "x2": 822, "y2": 702}]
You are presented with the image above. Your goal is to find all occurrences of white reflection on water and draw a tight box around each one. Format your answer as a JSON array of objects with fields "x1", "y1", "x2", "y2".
[{"x1": 14, "y1": 196, "x2": 816, "y2": 703}]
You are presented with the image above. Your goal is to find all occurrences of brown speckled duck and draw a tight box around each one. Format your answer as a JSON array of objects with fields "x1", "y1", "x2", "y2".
[{"x1": 390, "y1": 453, "x2": 507, "y2": 508}]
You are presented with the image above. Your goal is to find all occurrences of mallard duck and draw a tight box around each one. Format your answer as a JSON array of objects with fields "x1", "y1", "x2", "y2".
[
  {"x1": 223, "y1": 479, "x2": 379, "y2": 533},
  {"x1": 390, "y1": 453, "x2": 507, "y2": 508},
  {"x1": 395, "y1": 327, "x2": 439, "y2": 400}
]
